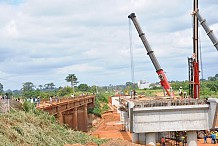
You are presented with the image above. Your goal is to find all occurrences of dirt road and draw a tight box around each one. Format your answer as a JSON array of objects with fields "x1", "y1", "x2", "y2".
[
  {"x1": 90, "y1": 112, "x2": 218, "y2": 146},
  {"x1": 90, "y1": 112, "x2": 132, "y2": 141}
]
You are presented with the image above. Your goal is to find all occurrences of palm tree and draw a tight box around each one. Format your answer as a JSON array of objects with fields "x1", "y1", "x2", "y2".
[
  {"x1": 44, "y1": 82, "x2": 55, "y2": 90},
  {"x1": 38, "y1": 85, "x2": 43, "y2": 90},
  {"x1": 22, "y1": 82, "x2": 35, "y2": 92},
  {"x1": 65, "y1": 74, "x2": 79, "y2": 94}
]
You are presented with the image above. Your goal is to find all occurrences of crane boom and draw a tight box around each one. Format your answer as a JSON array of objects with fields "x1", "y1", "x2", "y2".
[
  {"x1": 193, "y1": 10, "x2": 218, "y2": 51},
  {"x1": 128, "y1": 13, "x2": 174, "y2": 97}
]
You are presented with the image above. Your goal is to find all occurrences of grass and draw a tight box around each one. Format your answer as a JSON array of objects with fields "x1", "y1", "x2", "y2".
[{"x1": 0, "y1": 105, "x2": 107, "y2": 146}]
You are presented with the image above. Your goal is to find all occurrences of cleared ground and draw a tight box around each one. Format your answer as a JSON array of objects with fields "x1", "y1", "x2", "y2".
[{"x1": 90, "y1": 112, "x2": 218, "y2": 146}]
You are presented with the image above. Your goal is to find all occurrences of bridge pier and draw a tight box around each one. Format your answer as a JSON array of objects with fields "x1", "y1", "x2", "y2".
[
  {"x1": 139, "y1": 133, "x2": 146, "y2": 145},
  {"x1": 38, "y1": 96, "x2": 95, "y2": 132},
  {"x1": 77, "y1": 104, "x2": 88, "y2": 132},
  {"x1": 57, "y1": 112, "x2": 63, "y2": 124},
  {"x1": 63, "y1": 113, "x2": 73, "y2": 128},
  {"x1": 146, "y1": 132, "x2": 156, "y2": 146},
  {"x1": 132, "y1": 133, "x2": 139, "y2": 144},
  {"x1": 72, "y1": 108, "x2": 78, "y2": 130},
  {"x1": 187, "y1": 131, "x2": 197, "y2": 146}
]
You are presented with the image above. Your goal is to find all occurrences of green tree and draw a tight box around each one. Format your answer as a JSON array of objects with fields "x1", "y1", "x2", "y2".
[
  {"x1": 125, "y1": 82, "x2": 134, "y2": 87},
  {"x1": 57, "y1": 86, "x2": 73, "y2": 97},
  {"x1": 209, "y1": 77, "x2": 216, "y2": 81},
  {"x1": 38, "y1": 85, "x2": 43, "y2": 90},
  {"x1": 78, "y1": 84, "x2": 89, "y2": 92},
  {"x1": 65, "y1": 74, "x2": 79, "y2": 94},
  {"x1": 22, "y1": 82, "x2": 35, "y2": 92},
  {"x1": 215, "y1": 73, "x2": 218, "y2": 78},
  {"x1": 125, "y1": 82, "x2": 138, "y2": 91},
  {"x1": 0, "y1": 83, "x2": 3, "y2": 94},
  {"x1": 22, "y1": 82, "x2": 35, "y2": 98},
  {"x1": 90, "y1": 85, "x2": 98, "y2": 93},
  {"x1": 206, "y1": 81, "x2": 218, "y2": 92},
  {"x1": 44, "y1": 82, "x2": 55, "y2": 90}
]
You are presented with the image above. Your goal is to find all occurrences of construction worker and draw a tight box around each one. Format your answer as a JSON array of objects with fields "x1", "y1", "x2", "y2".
[
  {"x1": 181, "y1": 132, "x2": 186, "y2": 146},
  {"x1": 133, "y1": 90, "x2": 136, "y2": 99},
  {"x1": 161, "y1": 137, "x2": 165, "y2": 146},
  {"x1": 183, "y1": 92, "x2": 187, "y2": 98},
  {"x1": 216, "y1": 131, "x2": 218, "y2": 143},
  {"x1": 175, "y1": 131, "x2": 179, "y2": 146},
  {"x1": 211, "y1": 131, "x2": 216, "y2": 144},
  {"x1": 214, "y1": 132, "x2": 217, "y2": 144},
  {"x1": 130, "y1": 90, "x2": 132, "y2": 98},
  {"x1": 204, "y1": 132, "x2": 207, "y2": 143},
  {"x1": 179, "y1": 87, "x2": 183, "y2": 96}
]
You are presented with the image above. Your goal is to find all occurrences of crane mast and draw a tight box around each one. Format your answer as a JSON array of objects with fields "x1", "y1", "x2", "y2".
[
  {"x1": 193, "y1": 10, "x2": 218, "y2": 51},
  {"x1": 192, "y1": 0, "x2": 200, "y2": 99},
  {"x1": 128, "y1": 13, "x2": 173, "y2": 97},
  {"x1": 191, "y1": 0, "x2": 218, "y2": 99}
]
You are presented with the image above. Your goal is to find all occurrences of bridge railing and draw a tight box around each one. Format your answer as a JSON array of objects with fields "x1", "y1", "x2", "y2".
[{"x1": 38, "y1": 95, "x2": 95, "y2": 108}]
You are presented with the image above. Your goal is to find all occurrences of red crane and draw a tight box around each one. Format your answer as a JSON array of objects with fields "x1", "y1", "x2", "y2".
[
  {"x1": 191, "y1": 0, "x2": 218, "y2": 99},
  {"x1": 128, "y1": 13, "x2": 174, "y2": 97}
]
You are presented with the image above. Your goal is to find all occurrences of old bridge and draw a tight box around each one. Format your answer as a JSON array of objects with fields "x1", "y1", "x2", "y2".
[{"x1": 37, "y1": 95, "x2": 95, "y2": 132}]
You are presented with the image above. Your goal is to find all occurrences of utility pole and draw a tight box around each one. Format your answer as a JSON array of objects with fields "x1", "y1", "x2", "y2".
[{"x1": 192, "y1": 0, "x2": 200, "y2": 99}]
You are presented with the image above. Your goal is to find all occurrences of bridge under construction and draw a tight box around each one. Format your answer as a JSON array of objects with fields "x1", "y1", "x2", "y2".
[
  {"x1": 37, "y1": 95, "x2": 95, "y2": 132},
  {"x1": 117, "y1": 96, "x2": 218, "y2": 146}
]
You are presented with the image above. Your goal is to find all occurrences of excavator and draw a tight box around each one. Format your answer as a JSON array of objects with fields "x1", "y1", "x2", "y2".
[{"x1": 128, "y1": 13, "x2": 174, "y2": 98}]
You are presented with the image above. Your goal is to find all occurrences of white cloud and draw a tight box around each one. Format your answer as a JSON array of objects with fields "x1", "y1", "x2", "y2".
[
  {"x1": 4, "y1": 20, "x2": 19, "y2": 38},
  {"x1": 0, "y1": 0, "x2": 217, "y2": 90},
  {"x1": 57, "y1": 64, "x2": 103, "y2": 74}
]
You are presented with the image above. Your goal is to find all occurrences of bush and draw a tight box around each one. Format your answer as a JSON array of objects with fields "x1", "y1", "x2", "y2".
[
  {"x1": 90, "y1": 94, "x2": 109, "y2": 117},
  {"x1": 22, "y1": 101, "x2": 35, "y2": 112}
]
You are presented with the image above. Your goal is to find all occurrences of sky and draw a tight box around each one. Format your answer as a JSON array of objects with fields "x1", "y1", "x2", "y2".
[{"x1": 0, "y1": 0, "x2": 217, "y2": 90}]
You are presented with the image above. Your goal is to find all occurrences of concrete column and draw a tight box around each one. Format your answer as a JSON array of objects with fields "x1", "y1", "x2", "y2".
[
  {"x1": 187, "y1": 131, "x2": 197, "y2": 146},
  {"x1": 132, "y1": 133, "x2": 139, "y2": 144},
  {"x1": 83, "y1": 104, "x2": 88, "y2": 132},
  {"x1": 77, "y1": 109, "x2": 83, "y2": 131},
  {"x1": 57, "y1": 112, "x2": 63, "y2": 124},
  {"x1": 128, "y1": 101, "x2": 134, "y2": 131},
  {"x1": 123, "y1": 111, "x2": 128, "y2": 131},
  {"x1": 77, "y1": 105, "x2": 88, "y2": 132},
  {"x1": 63, "y1": 114, "x2": 73, "y2": 128},
  {"x1": 146, "y1": 132, "x2": 156, "y2": 146},
  {"x1": 73, "y1": 108, "x2": 78, "y2": 130},
  {"x1": 139, "y1": 133, "x2": 146, "y2": 145}
]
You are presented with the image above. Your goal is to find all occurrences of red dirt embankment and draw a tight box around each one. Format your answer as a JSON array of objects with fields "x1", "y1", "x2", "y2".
[{"x1": 90, "y1": 112, "x2": 132, "y2": 141}]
